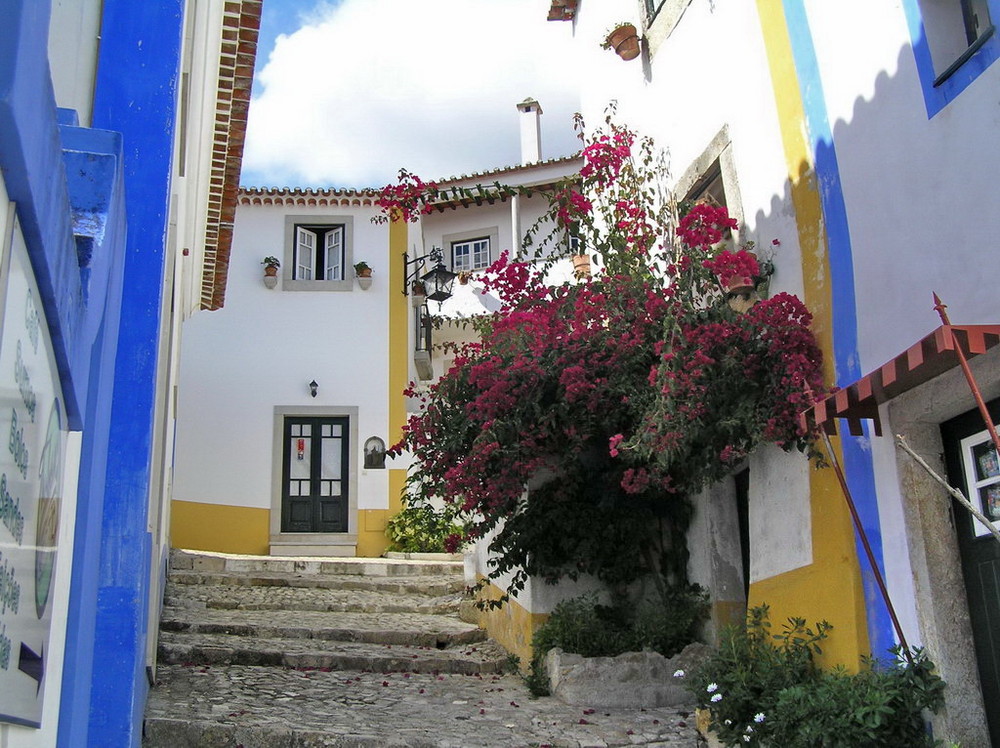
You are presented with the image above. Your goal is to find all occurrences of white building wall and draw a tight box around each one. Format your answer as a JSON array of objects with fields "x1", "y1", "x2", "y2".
[
  {"x1": 173, "y1": 200, "x2": 392, "y2": 514},
  {"x1": 801, "y1": 1, "x2": 1000, "y2": 371}
]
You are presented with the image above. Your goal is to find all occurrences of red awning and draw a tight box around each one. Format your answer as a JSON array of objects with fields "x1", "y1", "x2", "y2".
[{"x1": 800, "y1": 324, "x2": 1000, "y2": 437}]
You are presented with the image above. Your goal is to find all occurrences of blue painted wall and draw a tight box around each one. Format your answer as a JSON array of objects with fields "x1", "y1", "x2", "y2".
[
  {"x1": 81, "y1": 1, "x2": 183, "y2": 745},
  {"x1": 2, "y1": 0, "x2": 183, "y2": 744}
]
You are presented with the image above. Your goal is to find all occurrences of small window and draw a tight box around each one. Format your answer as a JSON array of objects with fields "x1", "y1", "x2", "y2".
[
  {"x1": 294, "y1": 224, "x2": 344, "y2": 281},
  {"x1": 452, "y1": 237, "x2": 491, "y2": 272},
  {"x1": 682, "y1": 160, "x2": 727, "y2": 213},
  {"x1": 921, "y1": 0, "x2": 994, "y2": 84},
  {"x1": 960, "y1": 427, "x2": 1000, "y2": 537},
  {"x1": 906, "y1": 0, "x2": 1000, "y2": 116},
  {"x1": 283, "y1": 215, "x2": 354, "y2": 291}
]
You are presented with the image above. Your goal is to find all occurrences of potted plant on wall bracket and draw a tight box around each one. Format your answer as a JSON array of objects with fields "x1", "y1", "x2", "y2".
[
  {"x1": 410, "y1": 279, "x2": 427, "y2": 307},
  {"x1": 602, "y1": 21, "x2": 641, "y2": 61},
  {"x1": 354, "y1": 261, "x2": 373, "y2": 290},
  {"x1": 261, "y1": 256, "x2": 280, "y2": 289}
]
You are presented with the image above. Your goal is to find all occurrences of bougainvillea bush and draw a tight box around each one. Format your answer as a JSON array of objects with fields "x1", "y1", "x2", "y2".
[{"x1": 381, "y1": 111, "x2": 825, "y2": 603}]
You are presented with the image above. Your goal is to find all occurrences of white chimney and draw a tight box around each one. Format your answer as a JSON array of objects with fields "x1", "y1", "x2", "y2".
[{"x1": 516, "y1": 98, "x2": 543, "y2": 165}]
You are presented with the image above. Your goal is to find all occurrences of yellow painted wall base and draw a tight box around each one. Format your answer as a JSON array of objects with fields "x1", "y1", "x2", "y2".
[
  {"x1": 357, "y1": 509, "x2": 391, "y2": 557},
  {"x1": 171, "y1": 500, "x2": 270, "y2": 555},
  {"x1": 475, "y1": 577, "x2": 548, "y2": 670}
]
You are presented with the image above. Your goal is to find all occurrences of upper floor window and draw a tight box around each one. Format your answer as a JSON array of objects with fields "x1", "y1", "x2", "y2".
[
  {"x1": 923, "y1": 0, "x2": 993, "y2": 83},
  {"x1": 452, "y1": 237, "x2": 491, "y2": 272},
  {"x1": 294, "y1": 224, "x2": 344, "y2": 281},
  {"x1": 904, "y1": 0, "x2": 1000, "y2": 117},
  {"x1": 283, "y1": 215, "x2": 354, "y2": 291}
]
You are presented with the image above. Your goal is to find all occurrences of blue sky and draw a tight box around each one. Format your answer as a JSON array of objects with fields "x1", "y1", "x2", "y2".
[{"x1": 241, "y1": 0, "x2": 581, "y2": 189}]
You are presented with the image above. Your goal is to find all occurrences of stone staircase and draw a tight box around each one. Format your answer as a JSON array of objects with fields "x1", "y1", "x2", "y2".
[
  {"x1": 142, "y1": 549, "x2": 510, "y2": 746},
  {"x1": 142, "y1": 549, "x2": 701, "y2": 747}
]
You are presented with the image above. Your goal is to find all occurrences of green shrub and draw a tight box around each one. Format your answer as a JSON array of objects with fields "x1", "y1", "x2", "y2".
[
  {"x1": 385, "y1": 499, "x2": 463, "y2": 553},
  {"x1": 686, "y1": 605, "x2": 946, "y2": 747},
  {"x1": 526, "y1": 587, "x2": 708, "y2": 696}
]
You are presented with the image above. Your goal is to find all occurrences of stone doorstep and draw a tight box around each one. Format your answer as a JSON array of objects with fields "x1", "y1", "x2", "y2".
[
  {"x1": 166, "y1": 570, "x2": 465, "y2": 597},
  {"x1": 170, "y1": 548, "x2": 464, "y2": 578},
  {"x1": 157, "y1": 632, "x2": 510, "y2": 675}
]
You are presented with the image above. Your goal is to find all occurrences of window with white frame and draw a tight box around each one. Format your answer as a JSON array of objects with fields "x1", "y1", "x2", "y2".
[
  {"x1": 294, "y1": 224, "x2": 344, "y2": 280},
  {"x1": 283, "y1": 215, "x2": 354, "y2": 291},
  {"x1": 452, "y1": 237, "x2": 491, "y2": 272},
  {"x1": 960, "y1": 427, "x2": 1000, "y2": 536}
]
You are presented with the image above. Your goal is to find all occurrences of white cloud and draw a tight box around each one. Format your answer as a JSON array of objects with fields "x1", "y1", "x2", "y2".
[{"x1": 241, "y1": 0, "x2": 582, "y2": 189}]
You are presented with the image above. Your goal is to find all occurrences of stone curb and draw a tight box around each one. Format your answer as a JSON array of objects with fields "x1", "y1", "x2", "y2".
[
  {"x1": 171, "y1": 549, "x2": 464, "y2": 578},
  {"x1": 158, "y1": 633, "x2": 509, "y2": 675},
  {"x1": 167, "y1": 571, "x2": 465, "y2": 596},
  {"x1": 159, "y1": 612, "x2": 486, "y2": 648}
]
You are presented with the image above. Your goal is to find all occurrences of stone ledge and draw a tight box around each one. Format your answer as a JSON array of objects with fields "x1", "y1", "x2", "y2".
[{"x1": 544, "y1": 641, "x2": 710, "y2": 708}]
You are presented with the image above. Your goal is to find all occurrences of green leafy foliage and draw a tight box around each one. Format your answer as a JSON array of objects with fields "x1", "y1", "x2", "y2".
[
  {"x1": 687, "y1": 605, "x2": 946, "y2": 747},
  {"x1": 381, "y1": 111, "x2": 824, "y2": 606},
  {"x1": 526, "y1": 588, "x2": 708, "y2": 696},
  {"x1": 385, "y1": 497, "x2": 464, "y2": 554}
]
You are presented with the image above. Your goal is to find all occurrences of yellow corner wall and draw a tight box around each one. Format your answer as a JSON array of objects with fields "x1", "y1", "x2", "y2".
[
  {"x1": 356, "y1": 469, "x2": 406, "y2": 557},
  {"x1": 475, "y1": 577, "x2": 548, "y2": 670},
  {"x1": 749, "y1": 1, "x2": 869, "y2": 671},
  {"x1": 170, "y1": 499, "x2": 270, "y2": 555}
]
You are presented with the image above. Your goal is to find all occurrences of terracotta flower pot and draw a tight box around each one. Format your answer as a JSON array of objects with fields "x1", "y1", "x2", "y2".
[
  {"x1": 606, "y1": 24, "x2": 641, "y2": 61},
  {"x1": 264, "y1": 265, "x2": 279, "y2": 277},
  {"x1": 356, "y1": 268, "x2": 372, "y2": 278}
]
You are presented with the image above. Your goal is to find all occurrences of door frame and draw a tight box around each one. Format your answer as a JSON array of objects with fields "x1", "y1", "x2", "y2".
[
  {"x1": 884, "y1": 345, "x2": 1000, "y2": 745},
  {"x1": 270, "y1": 405, "x2": 359, "y2": 550}
]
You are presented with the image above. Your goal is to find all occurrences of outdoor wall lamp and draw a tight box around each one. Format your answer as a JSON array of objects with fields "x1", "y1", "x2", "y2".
[
  {"x1": 402, "y1": 246, "x2": 457, "y2": 302},
  {"x1": 309, "y1": 380, "x2": 318, "y2": 398}
]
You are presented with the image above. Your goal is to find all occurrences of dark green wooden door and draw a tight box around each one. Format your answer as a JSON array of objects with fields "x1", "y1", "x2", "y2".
[
  {"x1": 281, "y1": 416, "x2": 349, "y2": 533},
  {"x1": 942, "y1": 401, "x2": 1000, "y2": 747}
]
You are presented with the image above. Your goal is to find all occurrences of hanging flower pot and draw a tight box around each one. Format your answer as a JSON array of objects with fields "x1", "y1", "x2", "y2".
[
  {"x1": 603, "y1": 23, "x2": 641, "y2": 61},
  {"x1": 572, "y1": 254, "x2": 591, "y2": 279},
  {"x1": 261, "y1": 256, "x2": 280, "y2": 289}
]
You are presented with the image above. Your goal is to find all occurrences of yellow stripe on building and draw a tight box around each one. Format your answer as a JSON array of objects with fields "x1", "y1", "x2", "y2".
[{"x1": 754, "y1": 0, "x2": 868, "y2": 670}]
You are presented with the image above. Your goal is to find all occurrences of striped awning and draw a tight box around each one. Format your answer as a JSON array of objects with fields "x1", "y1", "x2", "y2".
[{"x1": 800, "y1": 324, "x2": 1000, "y2": 437}]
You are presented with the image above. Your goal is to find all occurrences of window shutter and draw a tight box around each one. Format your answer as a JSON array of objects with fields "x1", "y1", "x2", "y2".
[
  {"x1": 324, "y1": 227, "x2": 344, "y2": 280},
  {"x1": 296, "y1": 227, "x2": 315, "y2": 280}
]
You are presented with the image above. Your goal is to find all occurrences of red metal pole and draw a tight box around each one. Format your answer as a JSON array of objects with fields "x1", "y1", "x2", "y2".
[
  {"x1": 933, "y1": 293, "x2": 1000, "y2": 454},
  {"x1": 819, "y1": 430, "x2": 913, "y2": 662}
]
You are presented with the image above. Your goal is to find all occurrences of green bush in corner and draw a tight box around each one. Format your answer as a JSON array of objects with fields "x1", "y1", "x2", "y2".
[
  {"x1": 385, "y1": 497, "x2": 464, "y2": 554},
  {"x1": 685, "y1": 605, "x2": 946, "y2": 747}
]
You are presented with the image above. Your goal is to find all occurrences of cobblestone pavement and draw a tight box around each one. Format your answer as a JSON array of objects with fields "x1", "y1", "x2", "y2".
[
  {"x1": 143, "y1": 551, "x2": 702, "y2": 747},
  {"x1": 146, "y1": 664, "x2": 700, "y2": 747}
]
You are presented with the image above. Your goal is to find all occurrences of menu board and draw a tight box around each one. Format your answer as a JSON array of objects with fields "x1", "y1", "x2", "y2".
[{"x1": 0, "y1": 214, "x2": 67, "y2": 728}]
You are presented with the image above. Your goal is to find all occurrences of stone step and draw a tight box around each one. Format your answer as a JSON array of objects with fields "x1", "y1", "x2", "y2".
[
  {"x1": 159, "y1": 608, "x2": 487, "y2": 648},
  {"x1": 167, "y1": 570, "x2": 464, "y2": 597},
  {"x1": 171, "y1": 548, "x2": 465, "y2": 579},
  {"x1": 165, "y1": 581, "x2": 465, "y2": 616},
  {"x1": 142, "y1": 664, "x2": 700, "y2": 748},
  {"x1": 157, "y1": 631, "x2": 510, "y2": 675}
]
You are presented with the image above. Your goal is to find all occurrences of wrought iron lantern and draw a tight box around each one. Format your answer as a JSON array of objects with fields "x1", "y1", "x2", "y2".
[{"x1": 402, "y1": 246, "x2": 457, "y2": 303}]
